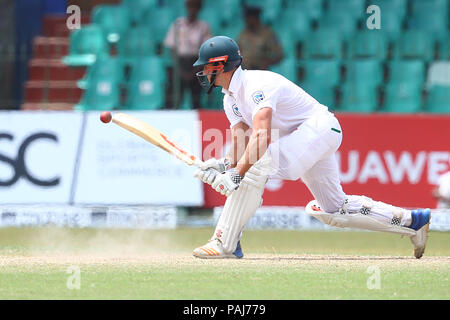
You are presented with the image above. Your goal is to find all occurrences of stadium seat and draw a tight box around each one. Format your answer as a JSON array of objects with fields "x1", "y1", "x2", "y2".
[
  {"x1": 318, "y1": 11, "x2": 358, "y2": 42},
  {"x1": 376, "y1": 11, "x2": 403, "y2": 43},
  {"x1": 274, "y1": 28, "x2": 298, "y2": 58},
  {"x1": 339, "y1": 83, "x2": 379, "y2": 113},
  {"x1": 91, "y1": 5, "x2": 131, "y2": 43},
  {"x1": 394, "y1": 30, "x2": 435, "y2": 62},
  {"x1": 274, "y1": 11, "x2": 311, "y2": 44},
  {"x1": 407, "y1": 13, "x2": 448, "y2": 42},
  {"x1": 198, "y1": 7, "x2": 222, "y2": 35},
  {"x1": 63, "y1": 25, "x2": 107, "y2": 67},
  {"x1": 411, "y1": 0, "x2": 448, "y2": 16},
  {"x1": 124, "y1": 57, "x2": 166, "y2": 110},
  {"x1": 426, "y1": 61, "x2": 450, "y2": 89},
  {"x1": 75, "y1": 58, "x2": 122, "y2": 110},
  {"x1": 202, "y1": 88, "x2": 224, "y2": 110},
  {"x1": 303, "y1": 29, "x2": 343, "y2": 60},
  {"x1": 349, "y1": 30, "x2": 388, "y2": 60},
  {"x1": 144, "y1": 7, "x2": 177, "y2": 46},
  {"x1": 218, "y1": 0, "x2": 242, "y2": 25},
  {"x1": 122, "y1": 0, "x2": 157, "y2": 25},
  {"x1": 285, "y1": 0, "x2": 324, "y2": 21},
  {"x1": 438, "y1": 34, "x2": 450, "y2": 60},
  {"x1": 327, "y1": 0, "x2": 365, "y2": 19},
  {"x1": 243, "y1": 0, "x2": 283, "y2": 23},
  {"x1": 426, "y1": 86, "x2": 450, "y2": 113},
  {"x1": 118, "y1": 27, "x2": 157, "y2": 65},
  {"x1": 77, "y1": 56, "x2": 124, "y2": 90},
  {"x1": 382, "y1": 83, "x2": 423, "y2": 113},
  {"x1": 388, "y1": 60, "x2": 426, "y2": 87},
  {"x1": 300, "y1": 59, "x2": 340, "y2": 107},
  {"x1": 222, "y1": 18, "x2": 244, "y2": 40},
  {"x1": 370, "y1": 0, "x2": 407, "y2": 19},
  {"x1": 270, "y1": 58, "x2": 299, "y2": 84},
  {"x1": 345, "y1": 59, "x2": 382, "y2": 87}
]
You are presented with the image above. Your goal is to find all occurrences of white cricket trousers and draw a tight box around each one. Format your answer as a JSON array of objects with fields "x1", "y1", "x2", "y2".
[{"x1": 268, "y1": 109, "x2": 346, "y2": 213}]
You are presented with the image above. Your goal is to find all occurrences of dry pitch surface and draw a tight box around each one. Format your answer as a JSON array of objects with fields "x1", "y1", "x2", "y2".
[{"x1": 0, "y1": 228, "x2": 449, "y2": 299}]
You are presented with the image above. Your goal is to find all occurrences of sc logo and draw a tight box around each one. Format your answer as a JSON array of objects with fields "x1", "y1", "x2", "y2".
[{"x1": 0, "y1": 132, "x2": 60, "y2": 187}]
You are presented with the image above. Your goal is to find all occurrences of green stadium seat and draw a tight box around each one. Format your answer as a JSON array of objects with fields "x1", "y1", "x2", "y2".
[
  {"x1": 118, "y1": 27, "x2": 157, "y2": 65},
  {"x1": 411, "y1": 0, "x2": 448, "y2": 16},
  {"x1": 394, "y1": 30, "x2": 435, "y2": 62},
  {"x1": 388, "y1": 60, "x2": 425, "y2": 87},
  {"x1": 318, "y1": 12, "x2": 357, "y2": 41},
  {"x1": 274, "y1": 28, "x2": 297, "y2": 58},
  {"x1": 407, "y1": 13, "x2": 448, "y2": 42},
  {"x1": 270, "y1": 58, "x2": 299, "y2": 84},
  {"x1": 91, "y1": 5, "x2": 131, "y2": 43},
  {"x1": 76, "y1": 80, "x2": 121, "y2": 111},
  {"x1": 274, "y1": 11, "x2": 311, "y2": 43},
  {"x1": 426, "y1": 86, "x2": 450, "y2": 113},
  {"x1": 345, "y1": 59, "x2": 382, "y2": 87},
  {"x1": 63, "y1": 25, "x2": 107, "y2": 67},
  {"x1": 77, "y1": 56, "x2": 124, "y2": 90},
  {"x1": 426, "y1": 61, "x2": 450, "y2": 89},
  {"x1": 262, "y1": 0, "x2": 283, "y2": 24},
  {"x1": 122, "y1": 0, "x2": 157, "y2": 25},
  {"x1": 349, "y1": 30, "x2": 388, "y2": 59},
  {"x1": 218, "y1": 0, "x2": 242, "y2": 25},
  {"x1": 300, "y1": 59, "x2": 340, "y2": 107},
  {"x1": 370, "y1": 0, "x2": 407, "y2": 19},
  {"x1": 285, "y1": 0, "x2": 323, "y2": 21},
  {"x1": 145, "y1": 7, "x2": 177, "y2": 45},
  {"x1": 376, "y1": 11, "x2": 403, "y2": 43},
  {"x1": 327, "y1": 0, "x2": 365, "y2": 19},
  {"x1": 303, "y1": 29, "x2": 343, "y2": 59},
  {"x1": 75, "y1": 58, "x2": 122, "y2": 110},
  {"x1": 163, "y1": 0, "x2": 185, "y2": 17},
  {"x1": 382, "y1": 83, "x2": 423, "y2": 113},
  {"x1": 124, "y1": 57, "x2": 166, "y2": 110},
  {"x1": 438, "y1": 34, "x2": 450, "y2": 60},
  {"x1": 202, "y1": 88, "x2": 224, "y2": 110},
  {"x1": 222, "y1": 18, "x2": 244, "y2": 40},
  {"x1": 198, "y1": 7, "x2": 222, "y2": 35},
  {"x1": 339, "y1": 83, "x2": 379, "y2": 112}
]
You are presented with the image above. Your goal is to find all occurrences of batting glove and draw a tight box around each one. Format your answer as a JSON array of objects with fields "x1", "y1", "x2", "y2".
[
  {"x1": 194, "y1": 158, "x2": 231, "y2": 186},
  {"x1": 211, "y1": 168, "x2": 244, "y2": 197}
]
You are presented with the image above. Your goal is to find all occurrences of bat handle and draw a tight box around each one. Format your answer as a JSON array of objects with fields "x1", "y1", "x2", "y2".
[{"x1": 192, "y1": 158, "x2": 205, "y2": 168}]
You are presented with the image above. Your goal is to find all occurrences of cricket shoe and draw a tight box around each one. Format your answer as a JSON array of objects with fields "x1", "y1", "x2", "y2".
[
  {"x1": 408, "y1": 209, "x2": 431, "y2": 259},
  {"x1": 193, "y1": 239, "x2": 244, "y2": 259}
]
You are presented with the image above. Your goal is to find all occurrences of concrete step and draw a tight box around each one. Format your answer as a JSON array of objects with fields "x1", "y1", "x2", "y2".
[
  {"x1": 28, "y1": 58, "x2": 85, "y2": 81},
  {"x1": 33, "y1": 37, "x2": 69, "y2": 59},
  {"x1": 25, "y1": 80, "x2": 82, "y2": 103},
  {"x1": 21, "y1": 103, "x2": 75, "y2": 110}
]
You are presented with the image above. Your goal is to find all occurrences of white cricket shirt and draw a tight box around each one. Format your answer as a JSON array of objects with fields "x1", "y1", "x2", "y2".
[{"x1": 222, "y1": 66, "x2": 329, "y2": 137}]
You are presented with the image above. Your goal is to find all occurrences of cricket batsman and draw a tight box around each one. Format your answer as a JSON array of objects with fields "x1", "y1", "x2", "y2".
[{"x1": 191, "y1": 36, "x2": 431, "y2": 259}]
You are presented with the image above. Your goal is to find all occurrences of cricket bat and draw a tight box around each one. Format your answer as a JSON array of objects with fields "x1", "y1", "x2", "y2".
[{"x1": 111, "y1": 112, "x2": 204, "y2": 167}]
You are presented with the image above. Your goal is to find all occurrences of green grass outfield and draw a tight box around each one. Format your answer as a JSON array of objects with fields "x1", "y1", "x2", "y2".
[{"x1": 0, "y1": 227, "x2": 449, "y2": 299}]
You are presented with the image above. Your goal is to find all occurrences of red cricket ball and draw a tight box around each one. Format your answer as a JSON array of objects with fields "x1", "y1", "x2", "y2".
[{"x1": 100, "y1": 111, "x2": 112, "y2": 124}]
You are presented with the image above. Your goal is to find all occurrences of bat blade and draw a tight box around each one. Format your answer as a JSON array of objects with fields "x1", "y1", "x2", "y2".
[{"x1": 111, "y1": 112, "x2": 201, "y2": 166}]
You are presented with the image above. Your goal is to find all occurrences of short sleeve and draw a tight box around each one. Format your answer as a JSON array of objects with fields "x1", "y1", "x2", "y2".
[
  {"x1": 247, "y1": 84, "x2": 279, "y2": 120},
  {"x1": 223, "y1": 96, "x2": 244, "y2": 128}
]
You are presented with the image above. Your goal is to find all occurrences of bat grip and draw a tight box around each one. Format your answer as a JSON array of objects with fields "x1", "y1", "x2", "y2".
[{"x1": 192, "y1": 158, "x2": 205, "y2": 168}]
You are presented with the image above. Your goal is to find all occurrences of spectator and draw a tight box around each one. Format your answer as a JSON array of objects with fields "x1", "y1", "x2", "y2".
[
  {"x1": 237, "y1": 6, "x2": 283, "y2": 70},
  {"x1": 164, "y1": 0, "x2": 211, "y2": 109},
  {"x1": 433, "y1": 171, "x2": 450, "y2": 209}
]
